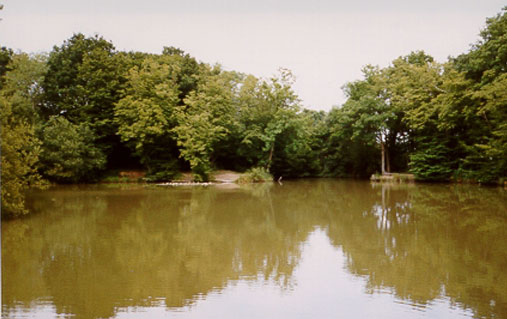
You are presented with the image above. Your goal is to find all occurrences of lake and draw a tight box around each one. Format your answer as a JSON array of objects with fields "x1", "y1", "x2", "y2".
[{"x1": 2, "y1": 180, "x2": 506, "y2": 319}]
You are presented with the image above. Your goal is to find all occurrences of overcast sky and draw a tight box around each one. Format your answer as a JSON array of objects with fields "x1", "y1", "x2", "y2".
[{"x1": 1, "y1": 1, "x2": 504, "y2": 110}]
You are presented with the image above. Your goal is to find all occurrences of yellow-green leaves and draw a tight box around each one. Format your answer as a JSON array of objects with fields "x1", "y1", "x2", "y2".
[
  {"x1": 0, "y1": 97, "x2": 45, "y2": 216},
  {"x1": 173, "y1": 66, "x2": 237, "y2": 181},
  {"x1": 114, "y1": 56, "x2": 180, "y2": 163}
]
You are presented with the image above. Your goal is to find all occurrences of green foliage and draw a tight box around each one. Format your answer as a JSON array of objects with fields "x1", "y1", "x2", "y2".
[
  {"x1": 454, "y1": 7, "x2": 507, "y2": 84},
  {"x1": 325, "y1": 63, "x2": 395, "y2": 177},
  {"x1": 0, "y1": 97, "x2": 45, "y2": 216},
  {"x1": 114, "y1": 50, "x2": 203, "y2": 178},
  {"x1": 332, "y1": 15, "x2": 506, "y2": 184},
  {"x1": 41, "y1": 33, "x2": 127, "y2": 163},
  {"x1": 424, "y1": 9, "x2": 507, "y2": 183},
  {"x1": 162, "y1": 46, "x2": 201, "y2": 103},
  {"x1": 115, "y1": 56, "x2": 180, "y2": 151},
  {"x1": 74, "y1": 45, "x2": 124, "y2": 139},
  {"x1": 0, "y1": 52, "x2": 47, "y2": 217},
  {"x1": 2, "y1": 6, "x2": 505, "y2": 201},
  {"x1": 39, "y1": 116, "x2": 106, "y2": 183},
  {"x1": 324, "y1": 106, "x2": 379, "y2": 177},
  {"x1": 1, "y1": 53, "x2": 47, "y2": 124},
  {"x1": 271, "y1": 110, "x2": 326, "y2": 177},
  {"x1": 409, "y1": 137, "x2": 455, "y2": 181},
  {"x1": 236, "y1": 69, "x2": 301, "y2": 172},
  {"x1": 0, "y1": 46, "x2": 13, "y2": 89},
  {"x1": 174, "y1": 66, "x2": 237, "y2": 181},
  {"x1": 237, "y1": 167, "x2": 273, "y2": 183},
  {"x1": 114, "y1": 54, "x2": 184, "y2": 179},
  {"x1": 42, "y1": 33, "x2": 117, "y2": 117}
]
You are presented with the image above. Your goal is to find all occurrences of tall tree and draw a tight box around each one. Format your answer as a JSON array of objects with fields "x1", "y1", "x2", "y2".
[
  {"x1": 41, "y1": 33, "x2": 126, "y2": 164},
  {"x1": 338, "y1": 52, "x2": 445, "y2": 177},
  {"x1": 340, "y1": 65, "x2": 394, "y2": 175},
  {"x1": 237, "y1": 69, "x2": 301, "y2": 171},
  {"x1": 431, "y1": 8, "x2": 507, "y2": 182},
  {"x1": 1, "y1": 97, "x2": 45, "y2": 216},
  {"x1": 173, "y1": 66, "x2": 238, "y2": 181},
  {"x1": 381, "y1": 51, "x2": 444, "y2": 174},
  {"x1": 114, "y1": 55, "x2": 182, "y2": 178},
  {"x1": 0, "y1": 53, "x2": 47, "y2": 215}
]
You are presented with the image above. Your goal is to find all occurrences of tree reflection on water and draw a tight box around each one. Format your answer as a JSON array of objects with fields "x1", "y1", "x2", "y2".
[{"x1": 2, "y1": 181, "x2": 506, "y2": 318}]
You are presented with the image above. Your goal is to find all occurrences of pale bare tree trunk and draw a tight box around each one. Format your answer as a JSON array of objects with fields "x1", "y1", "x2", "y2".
[
  {"x1": 385, "y1": 147, "x2": 391, "y2": 173},
  {"x1": 381, "y1": 141, "x2": 386, "y2": 175}
]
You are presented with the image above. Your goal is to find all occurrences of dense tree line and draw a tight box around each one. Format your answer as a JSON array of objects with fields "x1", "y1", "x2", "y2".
[{"x1": 1, "y1": 8, "x2": 505, "y2": 216}]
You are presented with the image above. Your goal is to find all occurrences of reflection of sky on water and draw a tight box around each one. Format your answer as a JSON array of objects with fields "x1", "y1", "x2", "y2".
[{"x1": 110, "y1": 230, "x2": 473, "y2": 319}]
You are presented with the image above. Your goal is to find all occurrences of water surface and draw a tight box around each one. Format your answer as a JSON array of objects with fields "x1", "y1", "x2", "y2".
[{"x1": 2, "y1": 180, "x2": 506, "y2": 318}]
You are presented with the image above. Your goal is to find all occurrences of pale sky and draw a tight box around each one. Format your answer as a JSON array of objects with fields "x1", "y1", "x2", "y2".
[{"x1": 0, "y1": 1, "x2": 504, "y2": 110}]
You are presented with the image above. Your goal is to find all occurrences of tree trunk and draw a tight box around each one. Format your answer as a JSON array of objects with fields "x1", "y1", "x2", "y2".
[
  {"x1": 385, "y1": 146, "x2": 391, "y2": 173},
  {"x1": 266, "y1": 143, "x2": 274, "y2": 170},
  {"x1": 381, "y1": 141, "x2": 386, "y2": 175}
]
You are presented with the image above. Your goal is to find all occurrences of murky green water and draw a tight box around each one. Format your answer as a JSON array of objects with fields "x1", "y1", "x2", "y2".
[{"x1": 2, "y1": 180, "x2": 506, "y2": 319}]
